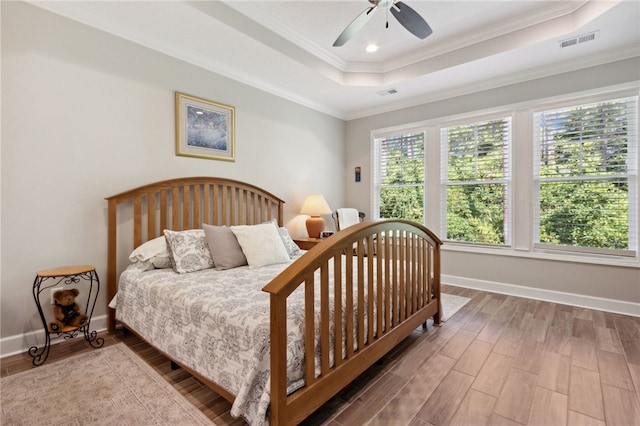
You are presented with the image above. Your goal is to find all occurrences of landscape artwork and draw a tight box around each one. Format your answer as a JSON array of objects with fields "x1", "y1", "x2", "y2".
[{"x1": 175, "y1": 92, "x2": 235, "y2": 161}]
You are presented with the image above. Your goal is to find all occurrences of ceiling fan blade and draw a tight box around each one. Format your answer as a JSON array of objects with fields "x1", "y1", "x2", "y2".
[
  {"x1": 333, "y1": 6, "x2": 377, "y2": 47},
  {"x1": 390, "y1": 1, "x2": 433, "y2": 39}
]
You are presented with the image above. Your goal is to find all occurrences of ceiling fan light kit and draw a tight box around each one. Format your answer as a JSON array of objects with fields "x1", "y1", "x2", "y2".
[
  {"x1": 366, "y1": 44, "x2": 379, "y2": 52},
  {"x1": 333, "y1": 0, "x2": 432, "y2": 47}
]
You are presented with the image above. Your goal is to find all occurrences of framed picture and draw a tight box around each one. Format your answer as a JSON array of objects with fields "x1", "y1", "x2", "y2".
[{"x1": 175, "y1": 92, "x2": 235, "y2": 161}]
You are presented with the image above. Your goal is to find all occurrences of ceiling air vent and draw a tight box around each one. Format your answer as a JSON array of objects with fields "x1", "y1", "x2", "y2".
[
  {"x1": 559, "y1": 31, "x2": 599, "y2": 49},
  {"x1": 377, "y1": 88, "x2": 399, "y2": 96}
]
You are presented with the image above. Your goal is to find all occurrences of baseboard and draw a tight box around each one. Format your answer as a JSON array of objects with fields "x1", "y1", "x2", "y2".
[
  {"x1": 443, "y1": 274, "x2": 640, "y2": 317},
  {"x1": 0, "y1": 314, "x2": 107, "y2": 360}
]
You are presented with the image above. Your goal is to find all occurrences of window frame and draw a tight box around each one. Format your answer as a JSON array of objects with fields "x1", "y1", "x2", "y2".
[
  {"x1": 372, "y1": 128, "x2": 427, "y2": 223},
  {"x1": 440, "y1": 114, "x2": 513, "y2": 247},
  {"x1": 531, "y1": 94, "x2": 638, "y2": 257}
]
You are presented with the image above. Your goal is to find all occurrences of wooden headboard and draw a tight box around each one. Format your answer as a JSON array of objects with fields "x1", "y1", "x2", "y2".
[{"x1": 105, "y1": 176, "x2": 285, "y2": 332}]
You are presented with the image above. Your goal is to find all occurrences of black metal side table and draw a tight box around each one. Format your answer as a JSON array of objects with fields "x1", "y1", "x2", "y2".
[{"x1": 29, "y1": 265, "x2": 104, "y2": 366}]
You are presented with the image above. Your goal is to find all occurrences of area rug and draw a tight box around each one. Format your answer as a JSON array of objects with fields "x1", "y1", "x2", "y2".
[
  {"x1": 441, "y1": 293, "x2": 471, "y2": 322},
  {"x1": 1, "y1": 343, "x2": 213, "y2": 425}
]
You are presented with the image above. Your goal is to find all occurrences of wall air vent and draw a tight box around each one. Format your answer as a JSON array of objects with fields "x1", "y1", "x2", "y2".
[
  {"x1": 377, "y1": 88, "x2": 399, "y2": 96},
  {"x1": 559, "y1": 31, "x2": 599, "y2": 48}
]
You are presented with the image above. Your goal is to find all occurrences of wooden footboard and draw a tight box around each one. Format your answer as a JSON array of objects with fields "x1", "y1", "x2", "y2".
[{"x1": 264, "y1": 219, "x2": 441, "y2": 425}]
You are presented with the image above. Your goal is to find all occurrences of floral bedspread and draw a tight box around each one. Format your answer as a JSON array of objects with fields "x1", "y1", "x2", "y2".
[{"x1": 116, "y1": 254, "x2": 360, "y2": 426}]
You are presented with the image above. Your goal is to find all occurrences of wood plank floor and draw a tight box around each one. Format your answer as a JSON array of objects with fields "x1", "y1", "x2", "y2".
[{"x1": 3, "y1": 285, "x2": 639, "y2": 425}]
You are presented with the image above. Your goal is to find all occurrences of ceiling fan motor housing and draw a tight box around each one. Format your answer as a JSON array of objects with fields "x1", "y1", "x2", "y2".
[{"x1": 334, "y1": 0, "x2": 432, "y2": 47}]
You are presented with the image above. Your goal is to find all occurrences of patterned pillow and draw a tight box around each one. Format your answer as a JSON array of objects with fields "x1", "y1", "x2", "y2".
[
  {"x1": 278, "y1": 227, "x2": 301, "y2": 258},
  {"x1": 230, "y1": 223, "x2": 291, "y2": 268},
  {"x1": 163, "y1": 229, "x2": 214, "y2": 274},
  {"x1": 202, "y1": 224, "x2": 248, "y2": 270}
]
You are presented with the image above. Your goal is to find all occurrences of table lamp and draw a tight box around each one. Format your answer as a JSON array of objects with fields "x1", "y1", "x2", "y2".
[{"x1": 300, "y1": 194, "x2": 332, "y2": 238}]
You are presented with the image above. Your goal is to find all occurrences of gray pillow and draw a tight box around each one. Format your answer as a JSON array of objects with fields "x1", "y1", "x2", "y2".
[{"x1": 202, "y1": 223, "x2": 248, "y2": 270}]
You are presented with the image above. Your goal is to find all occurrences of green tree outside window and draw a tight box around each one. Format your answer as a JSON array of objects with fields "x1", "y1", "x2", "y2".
[
  {"x1": 442, "y1": 118, "x2": 511, "y2": 245},
  {"x1": 535, "y1": 98, "x2": 635, "y2": 251}
]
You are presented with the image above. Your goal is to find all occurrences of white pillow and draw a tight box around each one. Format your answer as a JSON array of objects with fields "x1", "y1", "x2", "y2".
[
  {"x1": 230, "y1": 223, "x2": 291, "y2": 268},
  {"x1": 164, "y1": 229, "x2": 214, "y2": 273},
  {"x1": 263, "y1": 219, "x2": 301, "y2": 259},
  {"x1": 128, "y1": 236, "x2": 172, "y2": 270}
]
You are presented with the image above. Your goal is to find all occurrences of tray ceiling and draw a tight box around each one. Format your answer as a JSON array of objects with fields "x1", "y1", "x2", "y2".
[{"x1": 30, "y1": 0, "x2": 640, "y2": 120}]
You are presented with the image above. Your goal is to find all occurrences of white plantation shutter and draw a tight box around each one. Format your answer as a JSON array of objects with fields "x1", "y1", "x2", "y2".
[
  {"x1": 533, "y1": 96, "x2": 638, "y2": 255},
  {"x1": 378, "y1": 133, "x2": 424, "y2": 183}
]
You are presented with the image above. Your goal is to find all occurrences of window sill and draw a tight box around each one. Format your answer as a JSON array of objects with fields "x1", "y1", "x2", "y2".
[{"x1": 441, "y1": 242, "x2": 640, "y2": 268}]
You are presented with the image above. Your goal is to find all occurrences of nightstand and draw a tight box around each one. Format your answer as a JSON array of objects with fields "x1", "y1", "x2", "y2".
[
  {"x1": 294, "y1": 237, "x2": 323, "y2": 250},
  {"x1": 29, "y1": 265, "x2": 104, "y2": 366}
]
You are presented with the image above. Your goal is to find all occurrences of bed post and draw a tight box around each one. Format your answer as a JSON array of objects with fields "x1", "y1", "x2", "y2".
[
  {"x1": 269, "y1": 293, "x2": 288, "y2": 425},
  {"x1": 106, "y1": 198, "x2": 117, "y2": 334},
  {"x1": 432, "y1": 240, "x2": 442, "y2": 326}
]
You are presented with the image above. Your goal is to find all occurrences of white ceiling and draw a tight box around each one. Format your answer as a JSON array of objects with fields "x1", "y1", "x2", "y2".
[{"x1": 30, "y1": 1, "x2": 640, "y2": 120}]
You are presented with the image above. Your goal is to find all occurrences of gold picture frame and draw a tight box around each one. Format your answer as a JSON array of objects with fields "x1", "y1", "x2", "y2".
[{"x1": 175, "y1": 92, "x2": 235, "y2": 161}]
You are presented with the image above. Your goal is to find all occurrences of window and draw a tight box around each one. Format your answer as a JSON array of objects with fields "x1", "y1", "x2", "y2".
[
  {"x1": 533, "y1": 96, "x2": 638, "y2": 255},
  {"x1": 373, "y1": 132, "x2": 425, "y2": 222},
  {"x1": 441, "y1": 117, "x2": 512, "y2": 245},
  {"x1": 370, "y1": 88, "x2": 638, "y2": 264}
]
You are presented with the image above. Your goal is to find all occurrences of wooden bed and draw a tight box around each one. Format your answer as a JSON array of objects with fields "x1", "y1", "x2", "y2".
[{"x1": 106, "y1": 176, "x2": 442, "y2": 425}]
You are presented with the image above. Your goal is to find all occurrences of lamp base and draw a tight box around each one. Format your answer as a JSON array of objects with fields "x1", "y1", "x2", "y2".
[{"x1": 305, "y1": 216, "x2": 325, "y2": 239}]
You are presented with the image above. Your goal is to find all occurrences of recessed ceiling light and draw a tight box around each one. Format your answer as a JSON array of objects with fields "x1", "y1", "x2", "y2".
[{"x1": 366, "y1": 44, "x2": 378, "y2": 53}]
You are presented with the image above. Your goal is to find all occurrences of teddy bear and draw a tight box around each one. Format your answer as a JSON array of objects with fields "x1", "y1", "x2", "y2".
[{"x1": 50, "y1": 288, "x2": 88, "y2": 332}]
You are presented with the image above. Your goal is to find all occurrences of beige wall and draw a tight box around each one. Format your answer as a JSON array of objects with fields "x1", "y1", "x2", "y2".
[
  {"x1": 345, "y1": 58, "x2": 640, "y2": 308},
  {"x1": 1, "y1": 2, "x2": 345, "y2": 345}
]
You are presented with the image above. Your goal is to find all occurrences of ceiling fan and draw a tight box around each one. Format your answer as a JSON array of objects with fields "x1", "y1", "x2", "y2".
[{"x1": 333, "y1": 0, "x2": 433, "y2": 47}]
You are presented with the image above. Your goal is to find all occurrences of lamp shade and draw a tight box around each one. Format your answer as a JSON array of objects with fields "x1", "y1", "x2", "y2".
[
  {"x1": 300, "y1": 194, "x2": 332, "y2": 238},
  {"x1": 300, "y1": 194, "x2": 332, "y2": 216}
]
